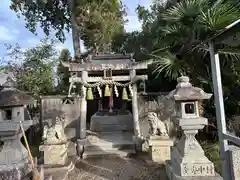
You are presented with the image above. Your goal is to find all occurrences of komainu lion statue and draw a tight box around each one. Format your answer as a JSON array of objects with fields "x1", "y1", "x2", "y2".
[
  {"x1": 42, "y1": 114, "x2": 67, "y2": 144},
  {"x1": 147, "y1": 112, "x2": 168, "y2": 137}
]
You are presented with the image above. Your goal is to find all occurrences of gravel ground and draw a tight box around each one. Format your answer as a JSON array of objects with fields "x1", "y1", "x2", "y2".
[{"x1": 48, "y1": 155, "x2": 167, "y2": 180}]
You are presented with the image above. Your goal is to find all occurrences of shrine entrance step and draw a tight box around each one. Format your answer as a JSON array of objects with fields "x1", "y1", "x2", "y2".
[
  {"x1": 89, "y1": 112, "x2": 134, "y2": 132},
  {"x1": 83, "y1": 132, "x2": 136, "y2": 159}
]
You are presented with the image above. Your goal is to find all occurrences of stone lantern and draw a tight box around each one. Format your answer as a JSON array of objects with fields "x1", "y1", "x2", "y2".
[
  {"x1": 0, "y1": 81, "x2": 34, "y2": 179},
  {"x1": 166, "y1": 76, "x2": 222, "y2": 180}
]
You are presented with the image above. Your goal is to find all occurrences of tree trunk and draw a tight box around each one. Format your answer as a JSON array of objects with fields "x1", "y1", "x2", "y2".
[{"x1": 68, "y1": 0, "x2": 81, "y2": 61}]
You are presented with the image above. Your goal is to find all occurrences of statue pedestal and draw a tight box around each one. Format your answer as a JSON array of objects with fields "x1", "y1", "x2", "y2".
[
  {"x1": 148, "y1": 136, "x2": 173, "y2": 163},
  {"x1": 39, "y1": 142, "x2": 68, "y2": 167}
]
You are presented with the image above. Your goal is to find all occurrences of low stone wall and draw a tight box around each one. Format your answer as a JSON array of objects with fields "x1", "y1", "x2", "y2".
[
  {"x1": 40, "y1": 96, "x2": 81, "y2": 140},
  {"x1": 40, "y1": 93, "x2": 175, "y2": 140}
]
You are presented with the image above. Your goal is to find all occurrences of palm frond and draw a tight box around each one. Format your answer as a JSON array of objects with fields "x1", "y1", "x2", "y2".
[
  {"x1": 198, "y1": 76, "x2": 210, "y2": 85},
  {"x1": 217, "y1": 47, "x2": 240, "y2": 63},
  {"x1": 218, "y1": 47, "x2": 240, "y2": 56},
  {"x1": 151, "y1": 46, "x2": 170, "y2": 54},
  {"x1": 162, "y1": 0, "x2": 209, "y2": 23},
  {"x1": 198, "y1": 1, "x2": 240, "y2": 31},
  {"x1": 161, "y1": 24, "x2": 185, "y2": 36},
  {"x1": 150, "y1": 51, "x2": 186, "y2": 80}
]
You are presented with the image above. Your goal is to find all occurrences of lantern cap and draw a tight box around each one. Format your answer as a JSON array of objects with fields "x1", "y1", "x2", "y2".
[
  {"x1": 167, "y1": 76, "x2": 212, "y2": 101},
  {"x1": 0, "y1": 87, "x2": 34, "y2": 107}
]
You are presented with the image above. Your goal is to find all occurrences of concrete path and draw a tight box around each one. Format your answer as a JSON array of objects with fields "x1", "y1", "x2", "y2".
[{"x1": 46, "y1": 155, "x2": 168, "y2": 180}]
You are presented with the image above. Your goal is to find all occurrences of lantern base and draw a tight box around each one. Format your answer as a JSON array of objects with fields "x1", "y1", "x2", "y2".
[
  {"x1": 0, "y1": 160, "x2": 31, "y2": 180},
  {"x1": 166, "y1": 161, "x2": 222, "y2": 180}
]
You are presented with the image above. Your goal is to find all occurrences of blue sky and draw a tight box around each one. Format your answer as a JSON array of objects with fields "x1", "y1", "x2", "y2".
[{"x1": 0, "y1": 0, "x2": 152, "y2": 61}]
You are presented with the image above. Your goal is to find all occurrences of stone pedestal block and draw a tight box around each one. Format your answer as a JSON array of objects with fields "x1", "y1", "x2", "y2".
[
  {"x1": 39, "y1": 143, "x2": 68, "y2": 166},
  {"x1": 166, "y1": 117, "x2": 221, "y2": 179},
  {"x1": 165, "y1": 117, "x2": 222, "y2": 180},
  {"x1": 148, "y1": 136, "x2": 173, "y2": 163},
  {"x1": 229, "y1": 145, "x2": 240, "y2": 180},
  {"x1": 0, "y1": 161, "x2": 31, "y2": 180},
  {"x1": 0, "y1": 135, "x2": 28, "y2": 165},
  {"x1": 170, "y1": 145, "x2": 216, "y2": 177},
  {"x1": 0, "y1": 132, "x2": 31, "y2": 180},
  {"x1": 166, "y1": 161, "x2": 222, "y2": 180}
]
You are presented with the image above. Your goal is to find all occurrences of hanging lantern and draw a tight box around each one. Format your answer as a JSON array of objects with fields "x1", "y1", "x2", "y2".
[
  {"x1": 122, "y1": 87, "x2": 128, "y2": 100},
  {"x1": 104, "y1": 84, "x2": 111, "y2": 97},
  {"x1": 87, "y1": 87, "x2": 94, "y2": 100},
  {"x1": 114, "y1": 85, "x2": 119, "y2": 97},
  {"x1": 97, "y1": 85, "x2": 102, "y2": 97}
]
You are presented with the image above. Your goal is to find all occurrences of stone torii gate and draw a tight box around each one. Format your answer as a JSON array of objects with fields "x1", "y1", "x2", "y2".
[{"x1": 62, "y1": 53, "x2": 153, "y2": 154}]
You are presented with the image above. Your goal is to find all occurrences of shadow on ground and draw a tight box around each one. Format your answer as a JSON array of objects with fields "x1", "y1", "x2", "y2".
[{"x1": 65, "y1": 155, "x2": 167, "y2": 180}]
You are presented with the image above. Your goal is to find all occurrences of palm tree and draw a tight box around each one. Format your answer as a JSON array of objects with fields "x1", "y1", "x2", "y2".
[
  {"x1": 136, "y1": 0, "x2": 240, "y2": 117},
  {"x1": 148, "y1": 0, "x2": 240, "y2": 81}
]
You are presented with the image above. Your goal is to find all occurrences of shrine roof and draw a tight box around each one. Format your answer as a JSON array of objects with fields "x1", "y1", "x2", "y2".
[
  {"x1": 89, "y1": 59, "x2": 132, "y2": 64},
  {"x1": 62, "y1": 53, "x2": 152, "y2": 71},
  {"x1": 88, "y1": 53, "x2": 134, "y2": 61},
  {"x1": 83, "y1": 53, "x2": 134, "y2": 64}
]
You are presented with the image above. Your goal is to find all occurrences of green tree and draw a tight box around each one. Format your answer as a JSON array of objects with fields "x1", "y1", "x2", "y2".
[
  {"x1": 134, "y1": 0, "x2": 240, "y2": 115},
  {"x1": 76, "y1": 0, "x2": 126, "y2": 51},
  {"x1": 56, "y1": 49, "x2": 71, "y2": 94},
  {"x1": 10, "y1": 0, "x2": 126, "y2": 57},
  {"x1": 139, "y1": 0, "x2": 240, "y2": 79},
  {"x1": 5, "y1": 38, "x2": 56, "y2": 99},
  {"x1": 112, "y1": 0, "x2": 240, "y2": 115}
]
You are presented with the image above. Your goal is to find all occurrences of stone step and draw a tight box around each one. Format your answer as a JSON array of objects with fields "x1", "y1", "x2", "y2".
[
  {"x1": 90, "y1": 124, "x2": 134, "y2": 132},
  {"x1": 83, "y1": 132, "x2": 136, "y2": 159},
  {"x1": 86, "y1": 132, "x2": 134, "y2": 144},
  {"x1": 85, "y1": 138, "x2": 135, "y2": 146},
  {"x1": 90, "y1": 113, "x2": 133, "y2": 132},
  {"x1": 85, "y1": 144, "x2": 135, "y2": 152},
  {"x1": 83, "y1": 149, "x2": 135, "y2": 159}
]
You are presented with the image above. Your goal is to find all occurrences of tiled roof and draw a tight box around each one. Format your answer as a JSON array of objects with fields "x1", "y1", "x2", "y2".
[{"x1": 86, "y1": 53, "x2": 134, "y2": 64}]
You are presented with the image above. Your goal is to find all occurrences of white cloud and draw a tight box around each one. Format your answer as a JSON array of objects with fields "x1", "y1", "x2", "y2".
[
  {"x1": 0, "y1": 25, "x2": 16, "y2": 41},
  {"x1": 55, "y1": 39, "x2": 86, "y2": 55},
  {"x1": 27, "y1": 38, "x2": 40, "y2": 46},
  {"x1": 123, "y1": 0, "x2": 153, "y2": 32},
  {"x1": 12, "y1": 29, "x2": 20, "y2": 35},
  {"x1": 125, "y1": 15, "x2": 142, "y2": 32}
]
